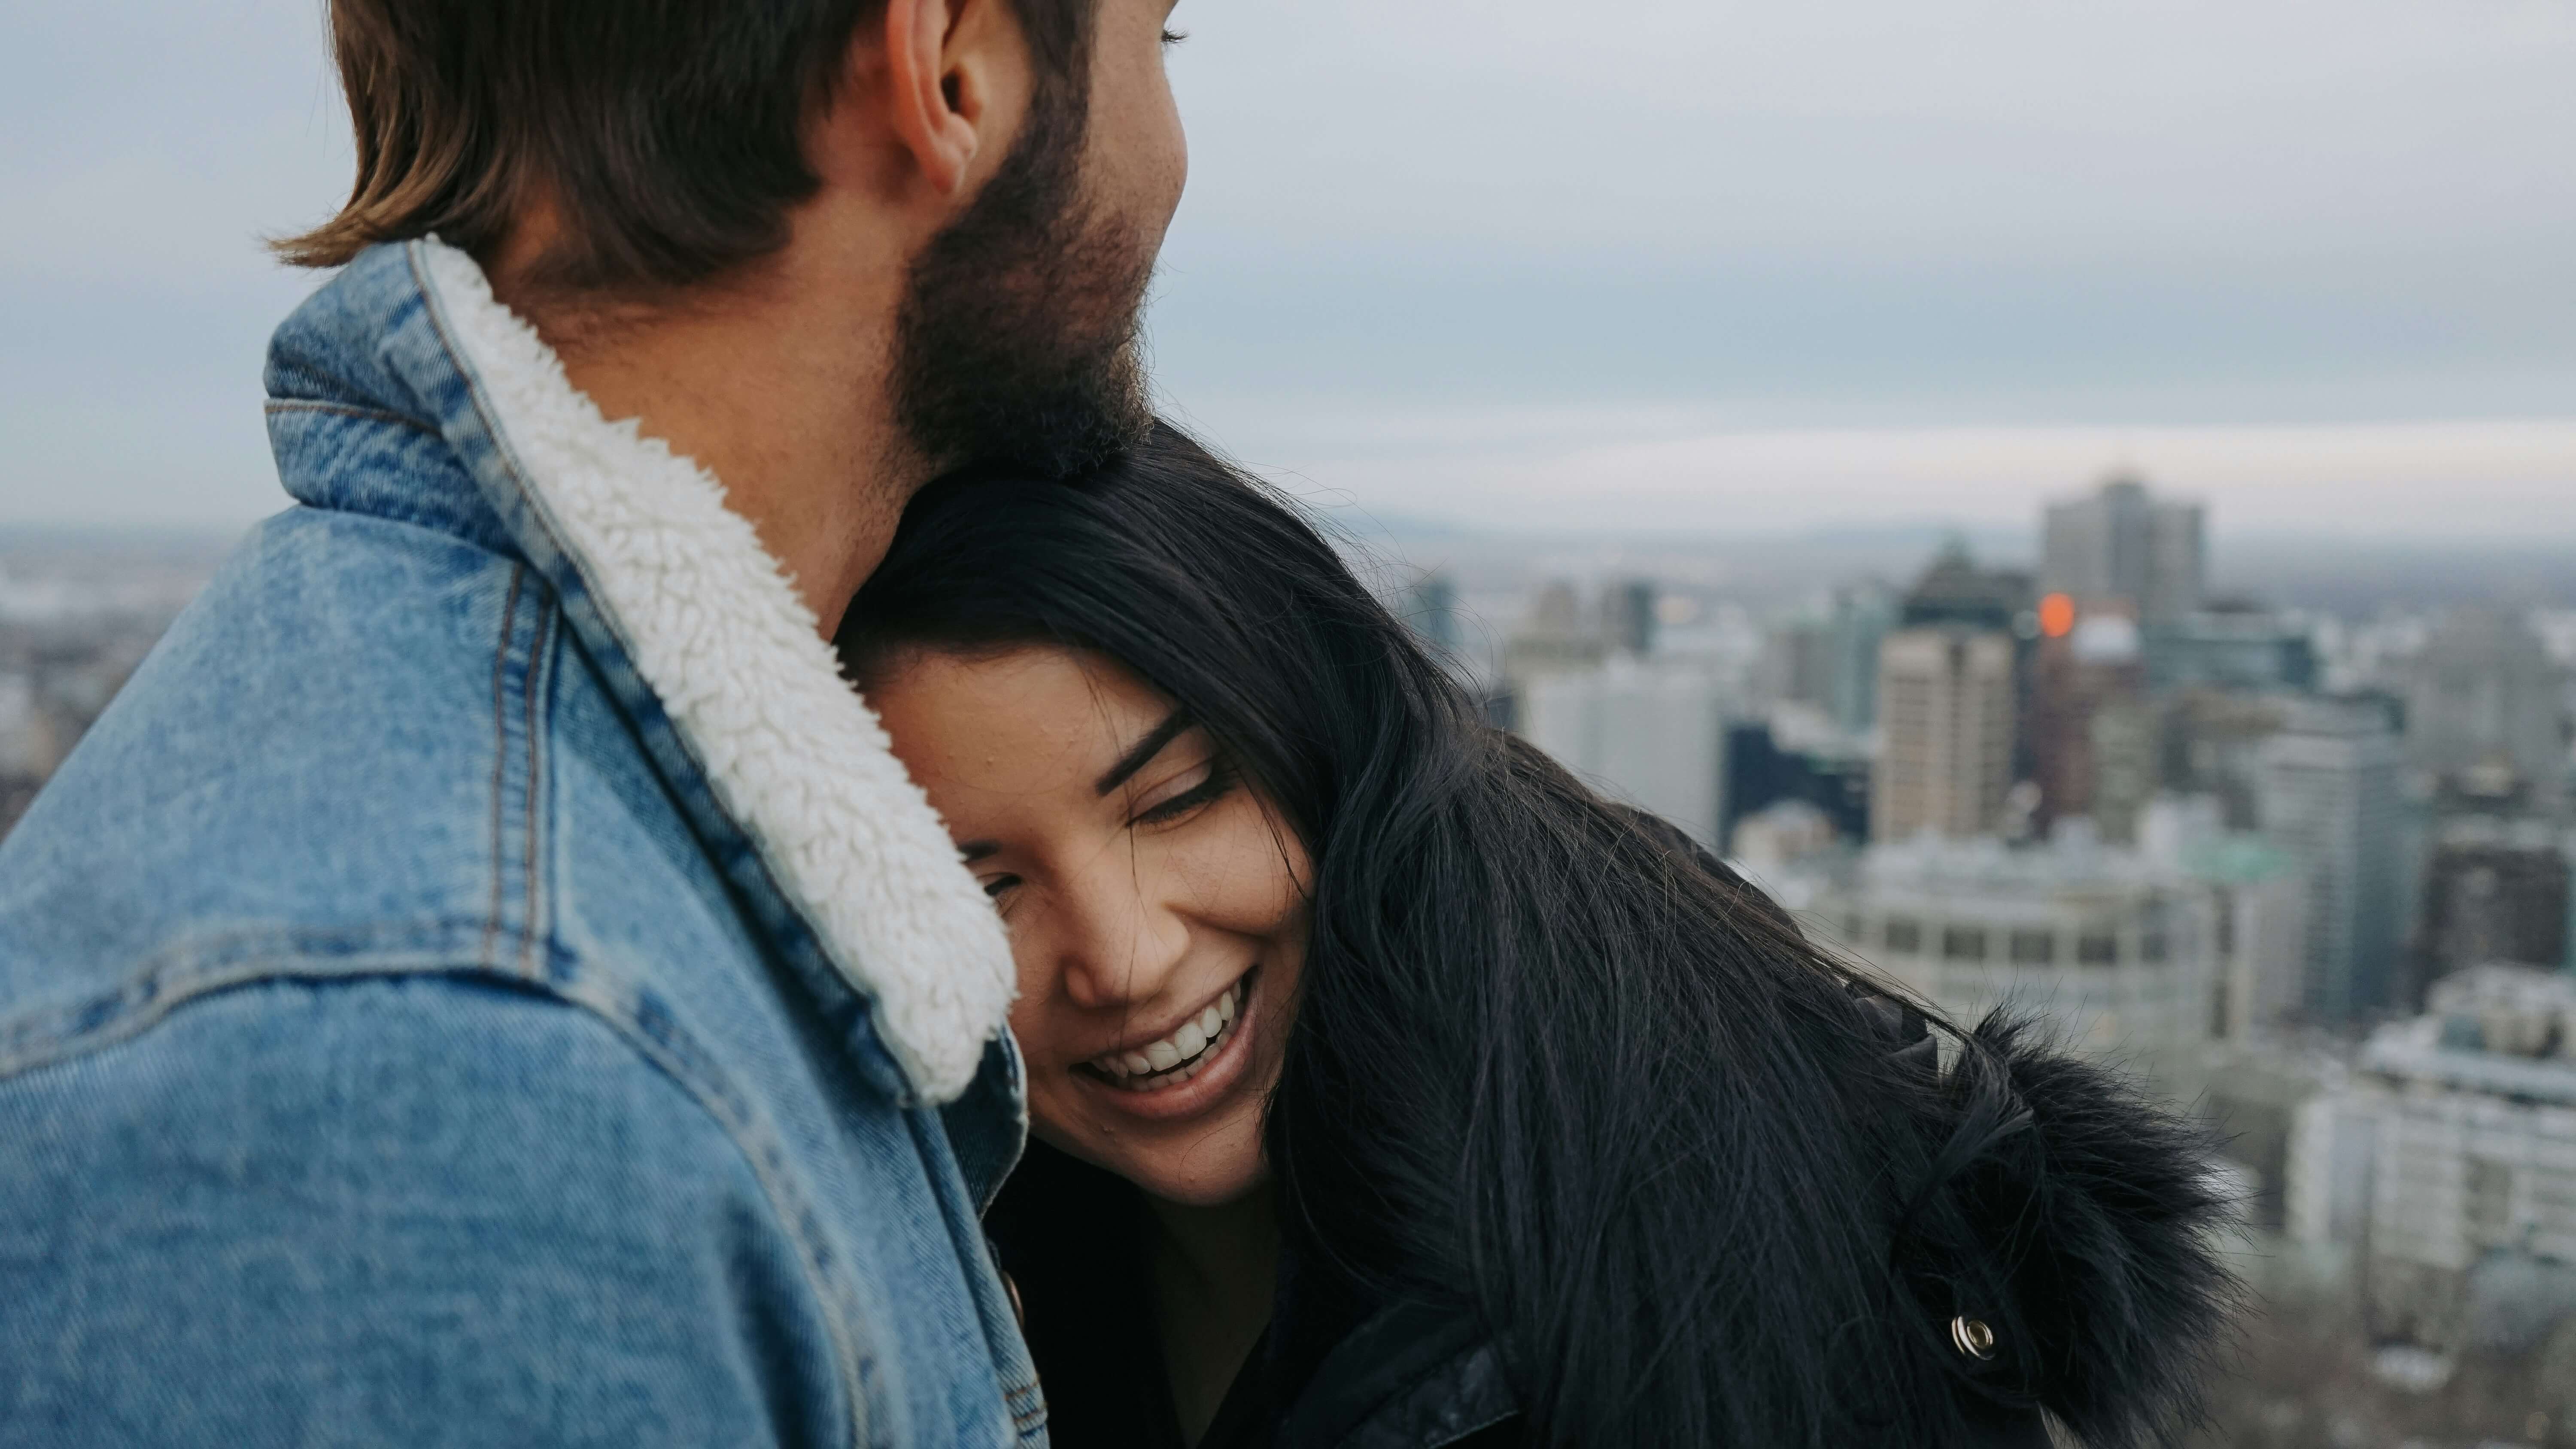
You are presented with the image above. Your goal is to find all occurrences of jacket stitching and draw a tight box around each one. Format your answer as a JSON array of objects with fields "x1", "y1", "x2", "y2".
[
  {"x1": 519, "y1": 592, "x2": 555, "y2": 978},
  {"x1": 0, "y1": 921, "x2": 506, "y2": 1078},
  {"x1": 262, "y1": 399, "x2": 442, "y2": 437},
  {"x1": 483, "y1": 566, "x2": 526, "y2": 973}
]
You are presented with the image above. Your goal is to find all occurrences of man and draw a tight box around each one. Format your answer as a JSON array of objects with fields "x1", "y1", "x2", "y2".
[{"x1": 0, "y1": 0, "x2": 1184, "y2": 1442}]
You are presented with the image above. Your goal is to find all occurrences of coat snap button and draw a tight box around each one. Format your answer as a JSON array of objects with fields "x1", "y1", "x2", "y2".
[{"x1": 1950, "y1": 1315, "x2": 1998, "y2": 1361}]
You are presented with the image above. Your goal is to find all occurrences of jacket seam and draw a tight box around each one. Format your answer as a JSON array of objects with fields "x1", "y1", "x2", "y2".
[
  {"x1": 263, "y1": 398, "x2": 444, "y2": 437},
  {"x1": 519, "y1": 588, "x2": 557, "y2": 977},
  {"x1": 482, "y1": 565, "x2": 526, "y2": 972}
]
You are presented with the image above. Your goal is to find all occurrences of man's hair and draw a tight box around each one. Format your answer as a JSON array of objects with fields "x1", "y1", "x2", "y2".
[{"x1": 274, "y1": 0, "x2": 1098, "y2": 289}]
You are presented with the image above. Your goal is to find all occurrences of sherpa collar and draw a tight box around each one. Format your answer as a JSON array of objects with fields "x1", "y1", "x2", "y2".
[{"x1": 414, "y1": 239, "x2": 1017, "y2": 1104}]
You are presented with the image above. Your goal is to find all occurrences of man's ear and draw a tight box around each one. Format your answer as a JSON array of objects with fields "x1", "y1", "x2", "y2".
[{"x1": 875, "y1": 0, "x2": 1026, "y2": 198}]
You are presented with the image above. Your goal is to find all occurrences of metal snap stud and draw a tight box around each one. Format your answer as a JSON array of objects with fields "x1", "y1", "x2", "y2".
[{"x1": 1951, "y1": 1315, "x2": 1997, "y2": 1361}]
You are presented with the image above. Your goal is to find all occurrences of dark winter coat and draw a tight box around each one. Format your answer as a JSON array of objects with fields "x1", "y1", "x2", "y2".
[
  {"x1": 991, "y1": 828, "x2": 2233, "y2": 1447},
  {"x1": 989, "y1": 984, "x2": 2209, "y2": 1449}
]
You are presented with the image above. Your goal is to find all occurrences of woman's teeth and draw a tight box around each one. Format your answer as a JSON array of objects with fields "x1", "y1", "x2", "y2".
[{"x1": 1093, "y1": 979, "x2": 1245, "y2": 1091}]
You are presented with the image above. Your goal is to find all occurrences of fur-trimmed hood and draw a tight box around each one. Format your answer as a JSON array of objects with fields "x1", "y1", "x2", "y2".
[{"x1": 410, "y1": 239, "x2": 1016, "y2": 1104}]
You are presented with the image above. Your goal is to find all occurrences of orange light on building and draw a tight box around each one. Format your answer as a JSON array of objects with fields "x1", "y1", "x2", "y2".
[{"x1": 2038, "y1": 592, "x2": 2077, "y2": 639}]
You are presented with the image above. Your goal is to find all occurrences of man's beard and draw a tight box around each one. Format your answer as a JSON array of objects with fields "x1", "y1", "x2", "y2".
[{"x1": 892, "y1": 68, "x2": 1157, "y2": 480}]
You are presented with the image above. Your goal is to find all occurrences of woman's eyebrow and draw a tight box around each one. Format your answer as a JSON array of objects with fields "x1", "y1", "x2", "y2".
[{"x1": 1094, "y1": 710, "x2": 1194, "y2": 797}]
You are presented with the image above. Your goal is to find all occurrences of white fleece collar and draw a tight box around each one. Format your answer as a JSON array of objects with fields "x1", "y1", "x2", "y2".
[{"x1": 418, "y1": 240, "x2": 1016, "y2": 1104}]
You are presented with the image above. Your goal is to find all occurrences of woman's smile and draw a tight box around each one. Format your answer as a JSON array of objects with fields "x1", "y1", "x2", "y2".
[{"x1": 1075, "y1": 967, "x2": 1255, "y2": 1113}]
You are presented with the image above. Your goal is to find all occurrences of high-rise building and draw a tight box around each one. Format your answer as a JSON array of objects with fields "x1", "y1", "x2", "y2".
[
  {"x1": 2415, "y1": 815, "x2": 2571, "y2": 984},
  {"x1": 2025, "y1": 604, "x2": 2151, "y2": 840},
  {"x1": 2160, "y1": 689, "x2": 2296, "y2": 830},
  {"x1": 1872, "y1": 628, "x2": 2017, "y2": 843},
  {"x1": 2041, "y1": 476, "x2": 2205, "y2": 623},
  {"x1": 1825, "y1": 581, "x2": 1898, "y2": 736},
  {"x1": 1901, "y1": 539, "x2": 2033, "y2": 634},
  {"x1": 2403, "y1": 608, "x2": 2568, "y2": 817},
  {"x1": 2259, "y1": 703, "x2": 2406, "y2": 1021},
  {"x1": 1901, "y1": 540, "x2": 2038, "y2": 784},
  {"x1": 1518, "y1": 657, "x2": 1735, "y2": 849},
  {"x1": 1760, "y1": 582, "x2": 1893, "y2": 737},
  {"x1": 1604, "y1": 578, "x2": 1659, "y2": 658}
]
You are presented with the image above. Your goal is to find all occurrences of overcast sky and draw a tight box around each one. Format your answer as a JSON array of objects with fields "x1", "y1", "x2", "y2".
[{"x1": 5, "y1": 0, "x2": 2572, "y2": 539}]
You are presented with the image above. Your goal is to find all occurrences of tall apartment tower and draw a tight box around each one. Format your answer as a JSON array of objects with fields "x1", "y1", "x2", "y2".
[
  {"x1": 1872, "y1": 628, "x2": 2017, "y2": 843},
  {"x1": 2258, "y1": 704, "x2": 2404, "y2": 1021},
  {"x1": 2041, "y1": 476, "x2": 2204, "y2": 622}
]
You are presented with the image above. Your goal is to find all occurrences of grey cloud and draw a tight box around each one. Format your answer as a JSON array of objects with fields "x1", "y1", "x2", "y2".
[{"x1": 4, "y1": 0, "x2": 2570, "y2": 531}]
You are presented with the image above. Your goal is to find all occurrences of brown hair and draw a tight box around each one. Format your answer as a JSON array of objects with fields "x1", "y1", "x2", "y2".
[{"x1": 273, "y1": 0, "x2": 1097, "y2": 290}]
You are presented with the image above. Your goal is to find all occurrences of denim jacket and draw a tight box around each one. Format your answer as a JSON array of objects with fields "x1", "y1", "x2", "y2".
[{"x1": 0, "y1": 240, "x2": 1044, "y2": 1448}]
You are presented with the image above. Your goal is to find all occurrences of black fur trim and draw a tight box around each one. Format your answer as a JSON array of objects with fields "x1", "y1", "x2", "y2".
[{"x1": 1900, "y1": 1012, "x2": 2244, "y2": 1448}]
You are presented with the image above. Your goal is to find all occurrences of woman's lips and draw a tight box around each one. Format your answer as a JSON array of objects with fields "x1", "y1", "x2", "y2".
[{"x1": 1073, "y1": 970, "x2": 1259, "y2": 1122}]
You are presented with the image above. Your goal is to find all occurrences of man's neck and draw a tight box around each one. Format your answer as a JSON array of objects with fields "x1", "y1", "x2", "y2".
[{"x1": 493, "y1": 254, "x2": 923, "y2": 641}]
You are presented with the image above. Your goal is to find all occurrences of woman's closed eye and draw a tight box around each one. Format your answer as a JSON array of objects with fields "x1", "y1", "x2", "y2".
[{"x1": 1132, "y1": 757, "x2": 1236, "y2": 828}]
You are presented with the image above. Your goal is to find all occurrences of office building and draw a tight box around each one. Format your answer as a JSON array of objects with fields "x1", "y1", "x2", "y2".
[
  {"x1": 2041, "y1": 475, "x2": 2205, "y2": 623},
  {"x1": 1825, "y1": 581, "x2": 1898, "y2": 735},
  {"x1": 1803, "y1": 831, "x2": 2217, "y2": 1067},
  {"x1": 2026, "y1": 604, "x2": 2152, "y2": 840},
  {"x1": 2415, "y1": 815, "x2": 2570, "y2": 983},
  {"x1": 2159, "y1": 689, "x2": 2294, "y2": 831},
  {"x1": 2141, "y1": 797, "x2": 2308, "y2": 1043},
  {"x1": 2259, "y1": 703, "x2": 2406, "y2": 1021},
  {"x1": 1604, "y1": 578, "x2": 1659, "y2": 658},
  {"x1": 1873, "y1": 628, "x2": 2017, "y2": 843},
  {"x1": 2144, "y1": 605, "x2": 2320, "y2": 695},
  {"x1": 1901, "y1": 539, "x2": 2033, "y2": 634},
  {"x1": 1518, "y1": 656, "x2": 1735, "y2": 849},
  {"x1": 2289, "y1": 966, "x2": 2576, "y2": 1348}
]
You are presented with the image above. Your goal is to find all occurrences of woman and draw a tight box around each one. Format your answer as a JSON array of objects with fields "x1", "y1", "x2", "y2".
[{"x1": 840, "y1": 425, "x2": 2235, "y2": 1449}]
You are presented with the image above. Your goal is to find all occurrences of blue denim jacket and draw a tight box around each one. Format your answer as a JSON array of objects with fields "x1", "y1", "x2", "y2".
[{"x1": 0, "y1": 241, "x2": 1045, "y2": 1447}]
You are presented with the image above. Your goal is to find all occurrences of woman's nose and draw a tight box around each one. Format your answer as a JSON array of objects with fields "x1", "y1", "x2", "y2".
[{"x1": 1048, "y1": 850, "x2": 1193, "y2": 1013}]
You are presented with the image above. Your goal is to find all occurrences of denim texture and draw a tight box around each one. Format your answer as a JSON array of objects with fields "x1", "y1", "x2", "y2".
[{"x1": 0, "y1": 245, "x2": 1042, "y2": 1447}]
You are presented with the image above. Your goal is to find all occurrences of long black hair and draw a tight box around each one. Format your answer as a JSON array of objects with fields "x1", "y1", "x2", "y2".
[{"x1": 841, "y1": 424, "x2": 2235, "y2": 1447}]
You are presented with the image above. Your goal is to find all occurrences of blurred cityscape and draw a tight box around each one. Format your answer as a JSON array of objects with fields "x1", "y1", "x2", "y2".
[
  {"x1": 1377, "y1": 477, "x2": 2576, "y2": 1449},
  {"x1": 10, "y1": 494, "x2": 2576, "y2": 1447}
]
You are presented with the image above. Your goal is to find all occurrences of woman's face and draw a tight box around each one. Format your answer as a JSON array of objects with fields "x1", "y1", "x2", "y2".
[{"x1": 870, "y1": 645, "x2": 1308, "y2": 1207}]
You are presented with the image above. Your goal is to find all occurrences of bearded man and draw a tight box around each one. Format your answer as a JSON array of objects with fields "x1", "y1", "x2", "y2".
[{"x1": 0, "y1": 0, "x2": 1186, "y2": 1442}]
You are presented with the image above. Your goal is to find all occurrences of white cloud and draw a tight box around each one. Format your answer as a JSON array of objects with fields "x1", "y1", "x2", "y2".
[{"x1": 1194, "y1": 410, "x2": 2576, "y2": 540}]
